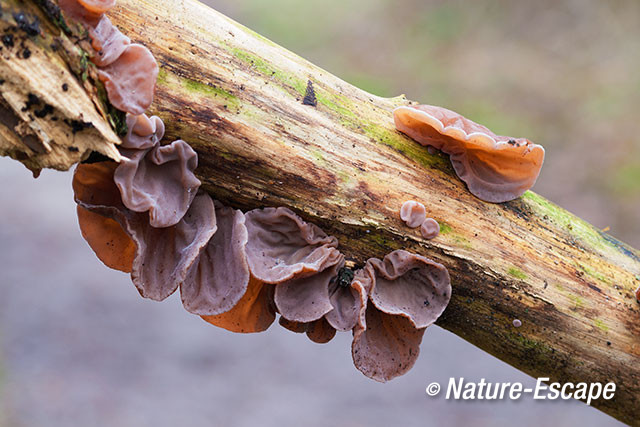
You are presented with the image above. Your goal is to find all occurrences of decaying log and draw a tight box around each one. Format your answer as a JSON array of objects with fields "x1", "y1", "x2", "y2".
[
  {"x1": 0, "y1": 0, "x2": 122, "y2": 174},
  {"x1": 1, "y1": 0, "x2": 639, "y2": 424}
]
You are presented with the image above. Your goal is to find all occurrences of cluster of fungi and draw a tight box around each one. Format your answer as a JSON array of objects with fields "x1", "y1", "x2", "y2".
[{"x1": 60, "y1": 0, "x2": 545, "y2": 381}]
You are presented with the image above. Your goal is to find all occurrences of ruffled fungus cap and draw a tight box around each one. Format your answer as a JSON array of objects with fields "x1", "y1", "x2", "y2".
[
  {"x1": 98, "y1": 44, "x2": 159, "y2": 115},
  {"x1": 352, "y1": 250, "x2": 451, "y2": 382},
  {"x1": 394, "y1": 104, "x2": 545, "y2": 203},
  {"x1": 115, "y1": 137, "x2": 201, "y2": 228},
  {"x1": 244, "y1": 207, "x2": 342, "y2": 283},
  {"x1": 90, "y1": 16, "x2": 131, "y2": 67},
  {"x1": 181, "y1": 203, "x2": 250, "y2": 316}
]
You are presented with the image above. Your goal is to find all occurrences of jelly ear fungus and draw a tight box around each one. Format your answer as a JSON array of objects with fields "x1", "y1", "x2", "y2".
[{"x1": 394, "y1": 104, "x2": 545, "y2": 203}]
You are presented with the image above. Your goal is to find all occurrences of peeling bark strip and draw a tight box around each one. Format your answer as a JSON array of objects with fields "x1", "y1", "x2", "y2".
[
  {"x1": 1, "y1": 0, "x2": 639, "y2": 424},
  {"x1": 0, "y1": 0, "x2": 121, "y2": 175}
]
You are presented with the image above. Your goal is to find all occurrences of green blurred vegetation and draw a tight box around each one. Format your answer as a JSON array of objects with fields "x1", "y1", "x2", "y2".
[{"x1": 214, "y1": 0, "x2": 640, "y2": 246}]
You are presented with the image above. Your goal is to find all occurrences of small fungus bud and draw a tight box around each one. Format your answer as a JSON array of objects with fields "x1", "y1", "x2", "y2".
[
  {"x1": 400, "y1": 200, "x2": 427, "y2": 228},
  {"x1": 420, "y1": 218, "x2": 439, "y2": 240}
]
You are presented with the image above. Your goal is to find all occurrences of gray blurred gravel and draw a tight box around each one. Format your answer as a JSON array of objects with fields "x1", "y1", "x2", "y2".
[{"x1": 0, "y1": 158, "x2": 621, "y2": 426}]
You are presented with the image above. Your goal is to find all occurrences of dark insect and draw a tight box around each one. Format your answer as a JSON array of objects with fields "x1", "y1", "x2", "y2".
[
  {"x1": 2, "y1": 33, "x2": 14, "y2": 48},
  {"x1": 13, "y1": 12, "x2": 40, "y2": 37},
  {"x1": 336, "y1": 267, "x2": 355, "y2": 288}
]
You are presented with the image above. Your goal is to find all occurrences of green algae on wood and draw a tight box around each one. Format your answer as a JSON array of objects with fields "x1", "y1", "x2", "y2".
[{"x1": 508, "y1": 267, "x2": 528, "y2": 280}]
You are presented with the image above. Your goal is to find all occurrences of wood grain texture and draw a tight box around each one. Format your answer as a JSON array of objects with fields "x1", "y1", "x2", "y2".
[
  {"x1": 0, "y1": 0, "x2": 121, "y2": 174},
  {"x1": 2, "y1": 0, "x2": 640, "y2": 423}
]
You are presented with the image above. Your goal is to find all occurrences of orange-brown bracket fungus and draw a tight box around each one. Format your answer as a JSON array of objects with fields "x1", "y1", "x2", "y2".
[
  {"x1": 121, "y1": 114, "x2": 165, "y2": 150},
  {"x1": 351, "y1": 250, "x2": 451, "y2": 382},
  {"x1": 394, "y1": 105, "x2": 545, "y2": 203},
  {"x1": 73, "y1": 162, "x2": 217, "y2": 301},
  {"x1": 274, "y1": 263, "x2": 367, "y2": 343},
  {"x1": 400, "y1": 200, "x2": 427, "y2": 228},
  {"x1": 59, "y1": 0, "x2": 105, "y2": 25},
  {"x1": 278, "y1": 317, "x2": 338, "y2": 344},
  {"x1": 305, "y1": 317, "x2": 337, "y2": 344},
  {"x1": 74, "y1": 112, "x2": 210, "y2": 300},
  {"x1": 73, "y1": 162, "x2": 135, "y2": 272},
  {"x1": 77, "y1": 0, "x2": 117, "y2": 16},
  {"x1": 201, "y1": 276, "x2": 276, "y2": 333},
  {"x1": 274, "y1": 260, "x2": 345, "y2": 324}
]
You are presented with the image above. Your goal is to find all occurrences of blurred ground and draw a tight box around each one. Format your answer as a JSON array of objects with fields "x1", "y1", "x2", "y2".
[{"x1": 1, "y1": 0, "x2": 638, "y2": 426}]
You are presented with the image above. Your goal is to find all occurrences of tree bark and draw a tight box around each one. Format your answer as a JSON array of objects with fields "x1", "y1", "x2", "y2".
[
  {"x1": 1, "y1": 0, "x2": 639, "y2": 424},
  {"x1": 0, "y1": 0, "x2": 121, "y2": 175}
]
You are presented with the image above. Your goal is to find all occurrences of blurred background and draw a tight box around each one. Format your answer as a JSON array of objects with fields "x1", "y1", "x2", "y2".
[{"x1": 1, "y1": 0, "x2": 638, "y2": 425}]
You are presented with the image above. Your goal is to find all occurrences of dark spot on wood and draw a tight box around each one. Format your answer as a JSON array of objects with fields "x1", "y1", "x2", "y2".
[
  {"x1": 34, "y1": 104, "x2": 53, "y2": 118},
  {"x1": 508, "y1": 139, "x2": 516, "y2": 145},
  {"x1": 37, "y1": 0, "x2": 70, "y2": 34},
  {"x1": 2, "y1": 33, "x2": 14, "y2": 48},
  {"x1": 21, "y1": 93, "x2": 40, "y2": 111},
  {"x1": 62, "y1": 83, "x2": 68, "y2": 91},
  {"x1": 22, "y1": 47, "x2": 31, "y2": 59},
  {"x1": 0, "y1": 100, "x2": 22, "y2": 129},
  {"x1": 587, "y1": 283, "x2": 602, "y2": 293},
  {"x1": 357, "y1": 180, "x2": 379, "y2": 203},
  {"x1": 67, "y1": 146, "x2": 79, "y2": 152},
  {"x1": 302, "y1": 80, "x2": 317, "y2": 107},
  {"x1": 13, "y1": 12, "x2": 40, "y2": 37},
  {"x1": 64, "y1": 119, "x2": 93, "y2": 133},
  {"x1": 82, "y1": 151, "x2": 112, "y2": 164}
]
